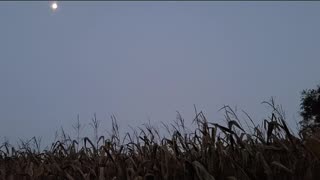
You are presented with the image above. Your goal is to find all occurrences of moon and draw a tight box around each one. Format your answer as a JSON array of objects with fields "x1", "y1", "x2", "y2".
[{"x1": 51, "y1": 2, "x2": 58, "y2": 11}]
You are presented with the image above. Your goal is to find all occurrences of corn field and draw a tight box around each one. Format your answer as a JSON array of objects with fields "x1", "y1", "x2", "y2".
[{"x1": 1, "y1": 100, "x2": 320, "y2": 180}]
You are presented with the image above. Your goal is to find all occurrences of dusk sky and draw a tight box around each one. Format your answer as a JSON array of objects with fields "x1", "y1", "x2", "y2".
[{"x1": 0, "y1": 2, "x2": 319, "y2": 146}]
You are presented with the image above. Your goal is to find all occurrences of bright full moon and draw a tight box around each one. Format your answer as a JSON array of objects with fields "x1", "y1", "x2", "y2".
[{"x1": 51, "y1": 2, "x2": 58, "y2": 11}]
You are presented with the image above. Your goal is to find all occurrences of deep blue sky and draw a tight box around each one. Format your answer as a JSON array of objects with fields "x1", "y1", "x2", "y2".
[{"x1": 0, "y1": 2, "x2": 319, "y2": 145}]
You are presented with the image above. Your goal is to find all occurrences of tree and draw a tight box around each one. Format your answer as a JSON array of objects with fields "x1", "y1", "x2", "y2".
[{"x1": 299, "y1": 84, "x2": 320, "y2": 136}]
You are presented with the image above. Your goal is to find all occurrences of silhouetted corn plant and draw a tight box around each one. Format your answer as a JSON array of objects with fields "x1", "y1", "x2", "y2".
[{"x1": 1, "y1": 99, "x2": 320, "y2": 180}]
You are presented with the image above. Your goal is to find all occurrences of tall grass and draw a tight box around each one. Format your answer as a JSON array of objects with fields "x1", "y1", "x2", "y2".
[{"x1": 1, "y1": 99, "x2": 320, "y2": 180}]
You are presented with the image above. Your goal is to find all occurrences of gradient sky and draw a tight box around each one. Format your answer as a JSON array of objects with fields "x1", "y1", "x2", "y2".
[{"x1": 0, "y1": 2, "x2": 319, "y2": 146}]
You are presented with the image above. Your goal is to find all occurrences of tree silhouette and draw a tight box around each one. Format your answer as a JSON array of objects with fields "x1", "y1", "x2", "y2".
[{"x1": 299, "y1": 84, "x2": 320, "y2": 136}]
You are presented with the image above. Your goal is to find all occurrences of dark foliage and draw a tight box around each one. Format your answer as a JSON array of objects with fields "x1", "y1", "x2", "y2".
[{"x1": 299, "y1": 85, "x2": 320, "y2": 136}]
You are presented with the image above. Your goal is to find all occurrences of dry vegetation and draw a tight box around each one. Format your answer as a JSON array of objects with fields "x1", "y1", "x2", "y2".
[{"x1": 1, "y1": 100, "x2": 320, "y2": 180}]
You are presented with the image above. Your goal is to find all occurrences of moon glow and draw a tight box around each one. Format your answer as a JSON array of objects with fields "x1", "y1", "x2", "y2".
[{"x1": 51, "y1": 2, "x2": 58, "y2": 11}]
